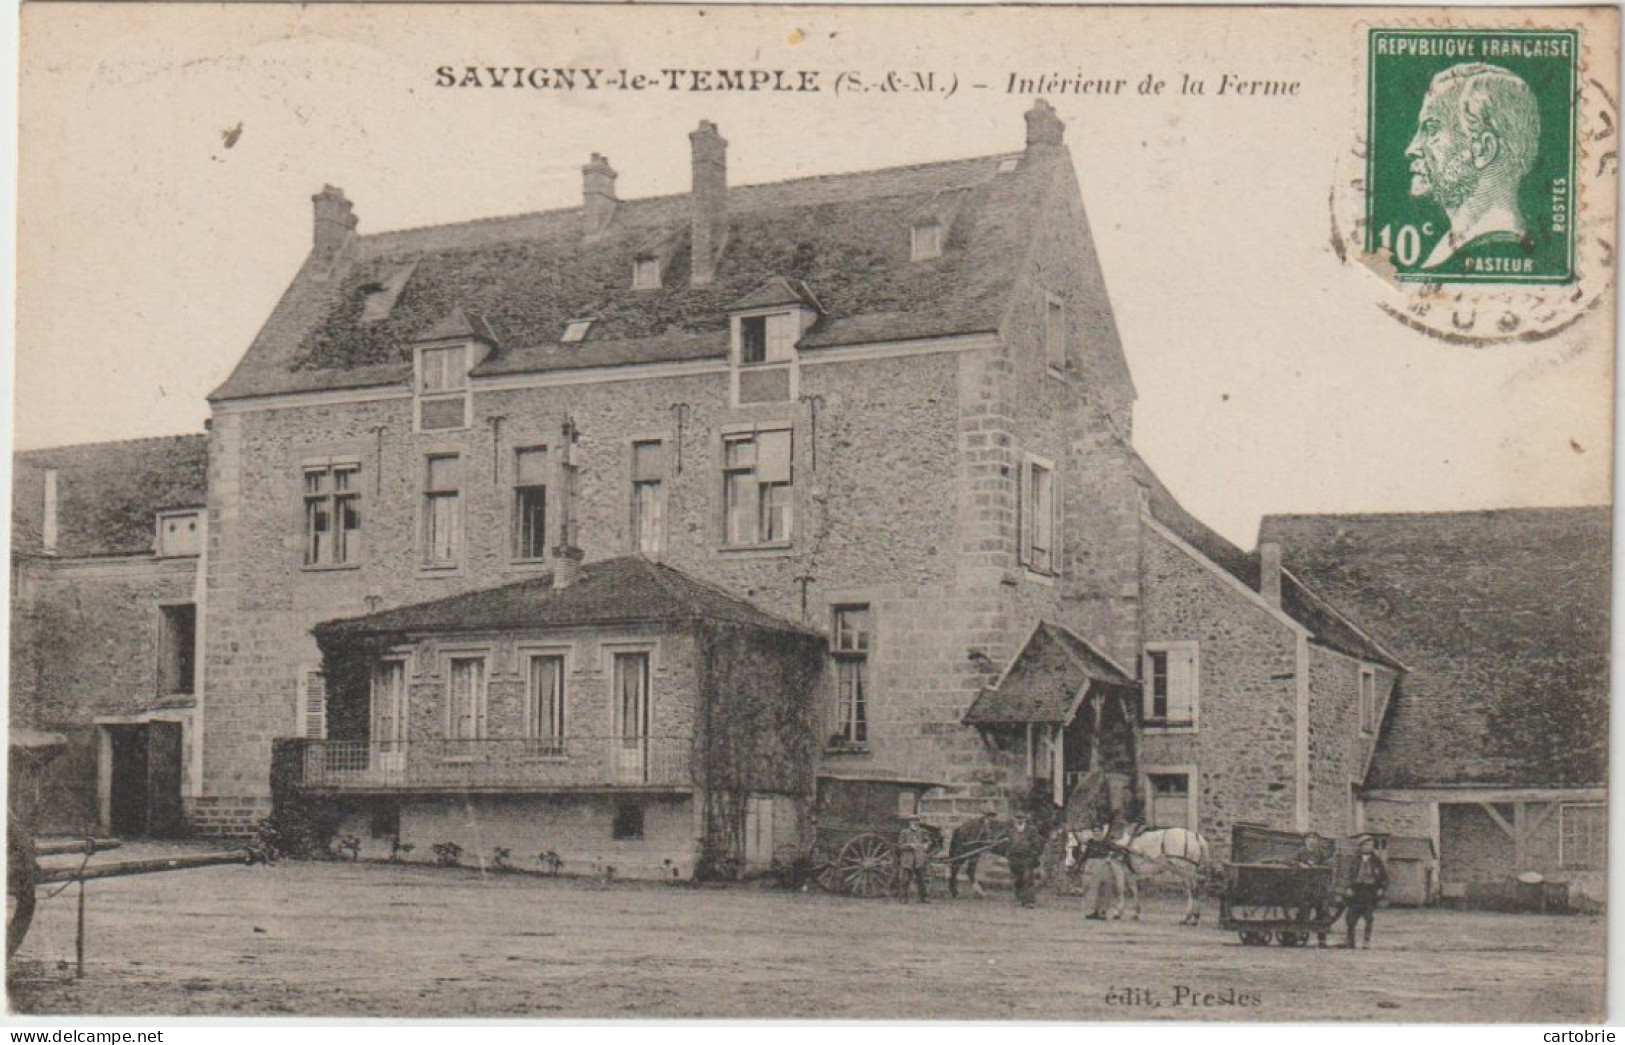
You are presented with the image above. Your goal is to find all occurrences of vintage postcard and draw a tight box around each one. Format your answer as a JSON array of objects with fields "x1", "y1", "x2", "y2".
[{"x1": 7, "y1": 2, "x2": 1615, "y2": 1022}]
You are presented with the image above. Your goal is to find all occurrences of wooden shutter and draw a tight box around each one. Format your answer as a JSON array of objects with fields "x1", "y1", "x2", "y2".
[
  {"x1": 298, "y1": 669, "x2": 328, "y2": 740},
  {"x1": 1168, "y1": 648, "x2": 1197, "y2": 722},
  {"x1": 757, "y1": 429, "x2": 792, "y2": 484},
  {"x1": 1016, "y1": 460, "x2": 1031, "y2": 567},
  {"x1": 1050, "y1": 463, "x2": 1063, "y2": 576}
]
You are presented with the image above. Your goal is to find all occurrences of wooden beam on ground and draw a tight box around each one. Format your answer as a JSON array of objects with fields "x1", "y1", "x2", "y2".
[
  {"x1": 36, "y1": 839, "x2": 122, "y2": 857},
  {"x1": 35, "y1": 850, "x2": 251, "y2": 885}
]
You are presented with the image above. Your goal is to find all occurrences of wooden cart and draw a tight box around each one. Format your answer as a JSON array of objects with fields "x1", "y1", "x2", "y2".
[{"x1": 772, "y1": 774, "x2": 946, "y2": 897}]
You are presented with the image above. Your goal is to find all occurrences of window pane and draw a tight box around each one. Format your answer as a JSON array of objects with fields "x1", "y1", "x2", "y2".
[
  {"x1": 304, "y1": 470, "x2": 327, "y2": 494},
  {"x1": 336, "y1": 496, "x2": 360, "y2": 564},
  {"x1": 740, "y1": 317, "x2": 768, "y2": 364},
  {"x1": 760, "y1": 482, "x2": 792, "y2": 542},
  {"x1": 449, "y1": 658, "x2": 484, "y2": 739},
  {"x1": 334, "y1": 466, "x2": 357, "y2": 493},
  {"x1": 514, "y1": 448, "x2": 549, "y2": 487},
  {"x1": 725, "y1": 472, "x2": 757, "y2": 545},
  {"x1": 428, "y1": 493, "x2": 461, "y2": 562},
  {"x1": 529, "y1": 656, "x2": 565, "y2": 744},
  {"x1": 634, "y1": 481, "x2": 663, "y2": 555},
  {"x1": 724, "y1": 435, "x2": 756, "y2": 469},
  {"x1": 421, "y1": 346, "x2": 466, "y2": 392},
  {"x1": 515, "y1": 486, "x2": 547, "y2": 559},
  {"x1": 838, "y1": 660, "x2": 868, "y2": 743},
  {"x1": 306, "y1": 500, "x2": 330, "y2": 565}
]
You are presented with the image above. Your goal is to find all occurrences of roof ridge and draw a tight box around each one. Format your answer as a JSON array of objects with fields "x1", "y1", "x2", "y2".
[
  {"x1": 15, "y1": 432, "x2": 208, "y2": 457},
  {"x1": 1262, "y1": 504, "x2": 1610, "y2": 526},
  {"x1": 354, "y1": 150, "x2": 1020, "y2": 246}
]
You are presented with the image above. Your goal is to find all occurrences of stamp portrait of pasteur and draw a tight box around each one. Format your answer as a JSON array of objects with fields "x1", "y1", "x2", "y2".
[{"x1": 1404, "y1": 62, "x2": 1541, "y2": 271}]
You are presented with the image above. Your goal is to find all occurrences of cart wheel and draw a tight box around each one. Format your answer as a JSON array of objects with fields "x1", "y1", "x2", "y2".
[
  {"x1": 1275, "y1": 931, "x2": 1309, "y2": 947},
  {"x1": 838, "y1": 833, "x2": 898, "y2": 897},
  {"x1": 6, "y1": 823, "x2": 37, "y2": 960},
  {"x1": 1238, "y1": 931, "x2": 1270, "y2": 946}
]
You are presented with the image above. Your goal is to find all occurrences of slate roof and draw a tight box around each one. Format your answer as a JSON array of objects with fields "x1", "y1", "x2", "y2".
[
  {"x1": 12, "y1": 435, "x2": 209, "y2": 558},
  {"x1": 1132, "y1": 452, "x2": 1400, "y2": 667},
  {"x1": 1259, "y1": 507, "x2": 1611, "y2": 789},
  {"x1": 964, "y1": 621, "x2": 1135, "y2": 726},
  {"x1": 313, "y1": 556, "x2": 819, "y2": 640},
  {"x1": 212, "y1": 146, "x2": 1059, "y2": 401}
]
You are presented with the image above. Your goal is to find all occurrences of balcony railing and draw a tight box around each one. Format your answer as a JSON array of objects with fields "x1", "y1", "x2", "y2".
[{"x1": 291, "y1": 736, "x2": 693, "y2": 793}]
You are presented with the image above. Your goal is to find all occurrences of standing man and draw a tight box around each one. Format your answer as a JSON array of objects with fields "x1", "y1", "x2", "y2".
[
  {"x1": 1290, "y1": 831, "x2": 1335, "y2": 947},
  {"x1": 1078, "y1": 823, "x2": 1120, "y2": 921},
  {"x1": 1343, "y1": 835, "x2": 1389, "y2": 948},
  {"x1": 1006, "y1": 810, "x2": 1045, "y2": 909},
  {"x1": 896, "y1": 814, "x2": 934, "y2": 904}
]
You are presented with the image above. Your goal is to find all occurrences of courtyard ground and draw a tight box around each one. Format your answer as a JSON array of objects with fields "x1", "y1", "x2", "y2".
[{"x1": 6, "y1": 855, "x2": 1605, "y2": 1020}]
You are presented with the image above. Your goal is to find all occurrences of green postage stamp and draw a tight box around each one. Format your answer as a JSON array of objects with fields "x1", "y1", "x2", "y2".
[{"x1": 1366, "y1": 28, "x2": 1578, "y2": 284}]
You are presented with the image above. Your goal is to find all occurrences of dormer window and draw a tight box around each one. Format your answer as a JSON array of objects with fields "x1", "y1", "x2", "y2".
[
  {"x1": 632, "y1": 255, "x2": 662, "y2": 290},
  {"x1": 911, "y1": 221, "x2": 943, "y2": 261},
  {"x1": 416, "y1": 343, "x2": 470, "y2": 431},
  {"x1": 738, "y1": 312, "x2": 798, "y2": 365},
  {"x1": 562, "y1": 319, "x2": 594, "y2": 344},
  {"x1": 728, "y1": 278, "x2": 819, "y2": 406}
]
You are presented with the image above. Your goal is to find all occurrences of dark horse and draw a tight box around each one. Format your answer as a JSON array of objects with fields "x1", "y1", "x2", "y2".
[
  {"x1": 946, "y1": 814, "x2": 1009, "y2": 898},
  {"x1": 946, "y1": 794, "x2": 1064, "y2": 898}
]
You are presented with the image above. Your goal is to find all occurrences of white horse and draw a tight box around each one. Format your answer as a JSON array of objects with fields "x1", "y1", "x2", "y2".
[{"x1": 1107, "y1": 825, "x2": 1211, "y2": 925}]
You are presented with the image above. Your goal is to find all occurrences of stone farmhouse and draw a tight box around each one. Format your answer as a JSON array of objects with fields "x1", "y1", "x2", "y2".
[{"x1": 10, "y1": 104, "x2": 1605, "y2": 892}]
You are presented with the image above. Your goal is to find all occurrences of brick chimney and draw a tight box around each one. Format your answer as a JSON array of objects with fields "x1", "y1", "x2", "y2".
[
  {"x1": 1024, "y1": 100, "x2": 1066, "y2": 152},
  {"x1": 1259, "y1": 541, "x2": 1283, "y2": 607},
  {"x1": 311, "y1": 185, "x2": 357, "y2": 263},
  {"x1": 581, "y1": 153, "x2": 618, "y2": 240},
  {"x1": 689, "y1": 121, "x2": 728, "y2": 285}
]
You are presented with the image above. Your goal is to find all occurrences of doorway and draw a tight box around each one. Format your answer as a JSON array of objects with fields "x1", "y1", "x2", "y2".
[{"x1": 104, "y1": 722, "x2": 184, "y2": 838}]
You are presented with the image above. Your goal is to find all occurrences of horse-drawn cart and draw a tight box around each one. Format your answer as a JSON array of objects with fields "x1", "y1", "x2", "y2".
[{"x1": 772, "y1": 774, "x2": 947, "y2": 897}]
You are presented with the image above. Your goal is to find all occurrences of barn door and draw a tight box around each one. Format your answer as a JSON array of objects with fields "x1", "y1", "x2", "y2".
[{"x1": 145, "y1": 722, "x2": 184, "y2": 838}]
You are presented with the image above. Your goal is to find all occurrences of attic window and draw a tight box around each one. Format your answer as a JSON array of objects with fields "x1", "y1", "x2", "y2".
[
  {"x1": 911, "y1": 222, "x2": 943, "y2": 262},
  {"x1": 358, "y1": 283, "x2": 392, "y2": 323},
  {"x1": 562, "y1": 320, "x2": 594, "y2": 344},
  {"x1": 632, "y1": 256, "x2": 661, "y2": 290}
]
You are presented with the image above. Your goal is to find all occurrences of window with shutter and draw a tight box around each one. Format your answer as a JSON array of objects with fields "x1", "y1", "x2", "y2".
[
  {"x1": 721, "y1": 429, "x2": 794, "y2": 547},
  {"x1": 630, "y1": 440, "x2": 667, "y2": 556},
  {"x1": 446, "y1": 656, "x2": 487, "y2": 740},
  {"x1": 298, "y1": 669, "x2": 328, "y2": 740},
  {"x1": 1018, "y1": 455, "x2": 1059, "y2": 576},
  {"x1": 424, "y1": 454, "x2": 464, "y2": 566},
  {"x1": 512, "y1": 447, "x2": 548, "y2": 561},
  {"x1": 1142, "y1": 642, "x2": 1199, "y2": 730}
]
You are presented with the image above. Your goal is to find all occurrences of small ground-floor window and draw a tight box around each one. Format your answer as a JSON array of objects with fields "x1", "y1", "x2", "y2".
[
  {"x1": 369, "y1": 802, "x2": 401, "y2": 841},
  {"x1": 613, "y1": 801, "x2": 645, "y2": 840}
]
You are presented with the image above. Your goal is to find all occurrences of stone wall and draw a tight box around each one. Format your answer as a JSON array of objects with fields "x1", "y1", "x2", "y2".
[
  {"x1": 1138, "y1": 523, "x2": 1300, "y2": 859},
  {"x1": 1306, "y1": 646, "x2": 1395, "y2": 836},
  {"x1": 331, "y1": 792, "x2": 698, "y2": 880},
  {"x1": 11, "y1": 555, "x2": 200, "y2": 831}
]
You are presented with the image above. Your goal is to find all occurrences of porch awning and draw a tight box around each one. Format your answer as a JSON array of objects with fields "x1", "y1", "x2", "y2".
[{"x1": 962, "y1": 621, "x2": 1135, "y2": 727}]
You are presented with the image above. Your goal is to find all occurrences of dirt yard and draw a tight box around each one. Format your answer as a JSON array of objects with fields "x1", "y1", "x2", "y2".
[{"x1": 7, "y1": 856, "x2": 1604, "y2": 1020}]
